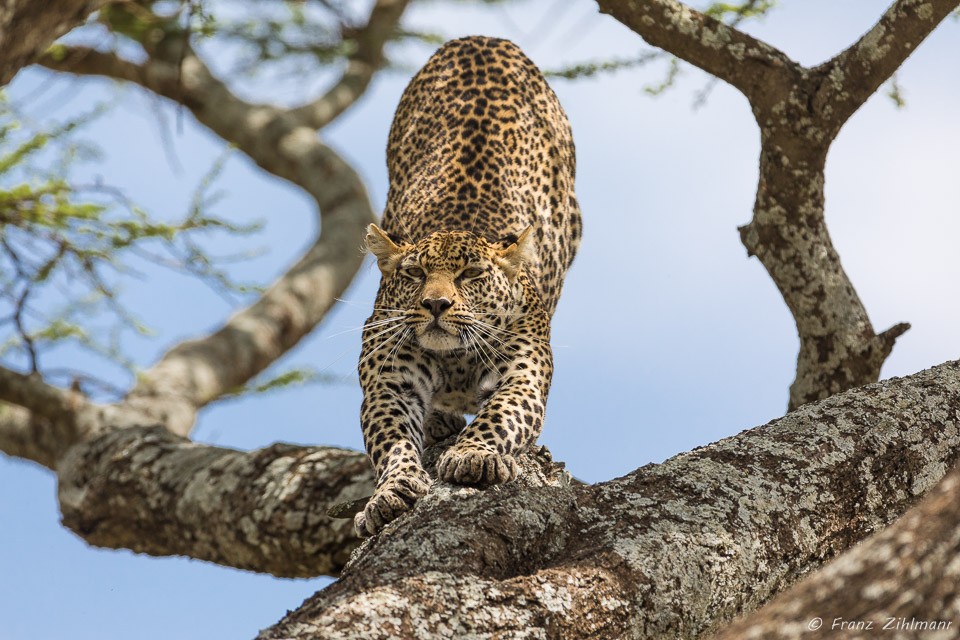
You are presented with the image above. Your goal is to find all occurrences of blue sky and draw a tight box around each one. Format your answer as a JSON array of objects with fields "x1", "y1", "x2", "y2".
[{"x1": 1, "y1": 1, "x2": 958, "y2": 639}]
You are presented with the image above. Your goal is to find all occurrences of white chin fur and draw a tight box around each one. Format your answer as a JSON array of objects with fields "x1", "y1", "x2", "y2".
[{"x1": 417, "y1": 330, "x2": 461, "y2": 351}]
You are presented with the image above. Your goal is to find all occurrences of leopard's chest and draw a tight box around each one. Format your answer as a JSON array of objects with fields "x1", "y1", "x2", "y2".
[{"x1": 429, "y1": 352, "x2": 501, "y2": 415}]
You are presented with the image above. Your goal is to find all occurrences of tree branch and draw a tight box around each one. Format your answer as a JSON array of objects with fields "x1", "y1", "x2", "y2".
[
  {"x1": 0, "y1": 0, "x2": 106, "y2": 86},
  {"x1": 709, "y1": 462, "x2": 960, "y2": 640},
  {"x1": 0, "y1": 368, "x2": 103, "y2": 467},
  {"x1": 0, "y1": 2, "x2": 414, "y2": 578},
  {"x1": 290, "y1": 0, "x2": 410, "y2": 129},
  {"x1": 0, "y1": 365, "x2": 81, "y2": 423},
  {"x1": 738, "y1": 142, "x2": 913, "y2": 410},
  {"x1": 0, "y1": 402, "x2": 63, "y2": 469},
  {"x1": 594, "y1": 0, "x2": 800, "y2": 109},
  {"x1": 0, "y1": 366, "x2": 374, "y2": 576},
  {"x1": 258, "y1": 359, "x2": 960, "y2": 639},
  {"x1": 34, "y1": 0, "x2": 412, "y2": 435},
  {"x1": 51, "y1": 427, "x2": 568, "y2": 578},
  {"x1": 57, "y1": 426, "x2": 373, "y2": 578}
]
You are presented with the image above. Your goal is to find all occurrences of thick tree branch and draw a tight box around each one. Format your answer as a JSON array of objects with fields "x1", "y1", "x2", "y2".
[
  {"x1": 0, "y1": 366, "x2": 146, "y2": 464},
  {"x1": 594, "y1": 0, "x2": 799, "y2": 110},
  {"x1": 0, "y1": 368, "x2": 91, "y2": 468},
  {"x1": 259, "y1": 359, "x2": 960, "y2": 639},
  {"x1": 710, "y1": 462, "x2": 960, "y2": 640},
  {"x1": 0, "y1": 366, "x2": 374, "y2": 576},
  {"x1": 57, "y1": 426, "x2": 373, "y2": 578},
  {"x1": 50, "y1": 427, "x2": 568, "y2": 578},
  {"x1": 0, "y1": 0, "x2": 106, "y2": 86}
]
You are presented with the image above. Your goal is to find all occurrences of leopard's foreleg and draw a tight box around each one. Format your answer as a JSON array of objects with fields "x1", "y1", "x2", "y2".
[
  {"x1": 355, "y1": 344, "x2": 439, "y2": 536},
  {"x1": 438, "y1": 322, "x2": 552, "y2": 485}
]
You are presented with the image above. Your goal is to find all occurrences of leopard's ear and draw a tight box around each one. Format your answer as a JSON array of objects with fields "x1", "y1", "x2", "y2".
[
  {"x1": 496, "y1": 225, "x2": 535, "y2": 281},
  {"x1": 365, "y1": 224, "x2": 405, "y2": 275}
]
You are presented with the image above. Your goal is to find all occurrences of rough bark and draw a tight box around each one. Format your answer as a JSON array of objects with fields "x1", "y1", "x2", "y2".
[
  {"x1": 7, "y1": 358, "x2": 960, "y2": 626},
  {"x1": 0, "y1": 361, "x2": 372, "y2": 577},
  {"x1": 258, "y1": 359, "x2": 960, "y2": 639},
  {"x1": 58, "y1": 426, "x2": 373, "y2": 577},
  {"x1": 710, "y1": 464, "x2": 960, "y2": 640},
  {"x1": 741, "y1": 140, "x2": 910, "y2": 411},
  {"x1": 597, "y1": 0, "x2": 957, "y2": 409},
  {"x1": 593, "y1": 0, "x2": 797, "y2": 107},
  {"x1": 0, "y1": 0, "x2": 106, "y2": 86},
  {"x1": 57, "y1": 434, "x2": 565, "y2": 578},
  {"x1": 0, "y1": 366, "x2": 179, "y2": 464}
]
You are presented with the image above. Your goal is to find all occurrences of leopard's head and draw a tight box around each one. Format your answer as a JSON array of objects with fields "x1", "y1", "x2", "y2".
[{"x1": 366, "y1": 224, "x2": 533, "y2": 352}]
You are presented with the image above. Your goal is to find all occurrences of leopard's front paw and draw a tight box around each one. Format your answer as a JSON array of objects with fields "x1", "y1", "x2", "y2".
[
  {"x1": 437, "y1": 445, "x2": 518, "y2": 485},
  {"x1": 354, "y1": 467, "x2": 431, "y2": 537}
]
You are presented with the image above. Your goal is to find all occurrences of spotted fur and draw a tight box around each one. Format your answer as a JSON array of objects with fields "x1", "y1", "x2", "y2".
[{"x1": 355, "y1": 36, "x2": 581, "y2": 536}]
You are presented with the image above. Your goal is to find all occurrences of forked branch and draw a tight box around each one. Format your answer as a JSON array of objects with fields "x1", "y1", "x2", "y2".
[{"x1": 597, "y1": 0, "x2": 956, "y2": 408}]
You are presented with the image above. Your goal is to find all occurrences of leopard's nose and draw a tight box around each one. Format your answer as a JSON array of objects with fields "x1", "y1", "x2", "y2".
[{"x1": 421, "y1": 297, "x2": 452, "y2": 317}]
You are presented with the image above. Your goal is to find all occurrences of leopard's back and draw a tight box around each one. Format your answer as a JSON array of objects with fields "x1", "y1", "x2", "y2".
[{"x1": 381, "y1": 36, "x2": 581, "y2": 316}]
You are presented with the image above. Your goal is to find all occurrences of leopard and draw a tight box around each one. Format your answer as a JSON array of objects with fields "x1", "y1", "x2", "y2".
[{"x1": 355, "y1": 35, "x2": 581, "y2": 537}]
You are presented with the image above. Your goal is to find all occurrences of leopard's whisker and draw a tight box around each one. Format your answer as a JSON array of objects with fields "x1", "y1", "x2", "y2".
[
  {"x1": 354, "y1": 324, "x2": 407, "y2": 379},
  {"x1": 468, "y1": 322, "x2": 509, "y2": 346},
  {"x1": 471, "y1": 318, "x2": 524, "y2": 340},
  {"x1": 470, "y1": 325, "x2": 507, "y2": 370},
  {"x1": 337, "y1": 324, "x2": 409, "y2": 383},
  {"x1": 378, "y1": 327, "x2": 411, "y2": 381},
  {"x1": 361, "y1": 316, "x2": 410, "y2": 332},
  {"x1": 315, "y1": 322, "x2": 407, "y2": 379},
  {"x1": 359, "y1": 321, "x2": 412, "y2": 347},
  {"x1": 472, "y1": 318, "x2": 549, "y2": 345},
  {"x1": 327, "y1": 315, "x2": 407, "y2": 339},
  {"x1": 471, "y1": 327, "x2": 510, "y2": 362},
  {"x1": 336, "y1": 297, "x2": 407, "y2": 312},
  {"x1": 465, "y1": 327, "x2": 499, "y2": 375}
]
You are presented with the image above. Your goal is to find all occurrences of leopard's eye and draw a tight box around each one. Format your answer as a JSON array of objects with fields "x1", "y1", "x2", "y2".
[
  {"x1": 403, "y1": 266, "x2": 425, "y2": 279},
  {"x1": 460, "y1": 267, "x2": 484, "y2": 279}
]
